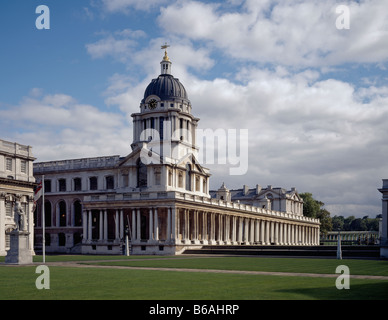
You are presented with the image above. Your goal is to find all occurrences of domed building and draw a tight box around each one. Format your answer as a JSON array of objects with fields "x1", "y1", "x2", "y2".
[{"x1": 32, "y1": 46, "x2": 320, "y2": 255}]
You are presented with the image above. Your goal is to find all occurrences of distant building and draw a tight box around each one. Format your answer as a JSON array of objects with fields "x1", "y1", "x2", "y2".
[
  {"x1": 33, "y1": 48, "x2": 320, "y2": 255},
  {"x1": 0, "y1": 139, "x2": 36, "y2": 256},
  {"x1": 211, "y1": 183, "x2": 303, "y2": 215},
  {"x1": 378, "y1": 179, "x2": 388, "y2": 258}
]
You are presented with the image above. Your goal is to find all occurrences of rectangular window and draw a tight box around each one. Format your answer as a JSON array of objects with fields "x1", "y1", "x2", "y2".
[
  {"x1": 44, "y1": 180, "x2": 51, "y2": 193},
  {"x1": 160, "y1": 117, "x2": 164, "y2": 140},
  {"x1": 6, "y1": 158, "x2": 12, "y2": 171},
  {"x1": 74, "y1": 178, "x2": 82, "y2": 191},
  {"x1": 58, "y1": 179, "x2": 66, "y2": 192},
  {"x1": 123, "y1": 174, "x2": 129, "y2": 188},
  {"x1": 5, "y1": 201, "x2": 12, "y2": 217},
  {"x1": 20, "y1": 160, "x2": 27, "y2": 174},
  {"x1": 90, "y1": 177, "x2": 98, "y2": 190},
  {"x1": 106, "y1": 176, "x2": 114, "y2": 190},
  {"x1": 155, "y1": 169, "x2": 161, "y2": 185}
]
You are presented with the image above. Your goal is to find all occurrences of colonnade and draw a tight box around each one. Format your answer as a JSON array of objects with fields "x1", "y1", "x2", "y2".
[
  {"x1": 82, "y1": 209, "x2": 125, "y2": 243},
  {"x1": 177, "y1": 209, "x2": 320, "y2": 246},
  {"x1": 82, "y1": 206, "x2": 320, "y2": 246}
]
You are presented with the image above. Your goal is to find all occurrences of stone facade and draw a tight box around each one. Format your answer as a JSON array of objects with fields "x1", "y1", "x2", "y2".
[
  {"x1": 378, "y1": 179, "x2": 388, "y2": 258},
  {"x1": 33, "y1": 49, "x2": 320, "y2": 255},
  {"x1": 0, "y1": 139, "x2": 36, "y2": 256}
]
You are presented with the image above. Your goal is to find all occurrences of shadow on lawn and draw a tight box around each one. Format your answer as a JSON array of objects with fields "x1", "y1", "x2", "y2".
[{"x1": 276, "y1": 281, "x2": 388, "y2": 300}]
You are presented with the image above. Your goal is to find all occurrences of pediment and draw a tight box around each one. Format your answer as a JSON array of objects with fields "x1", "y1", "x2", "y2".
[{"x1": 175, "y1": 153, "x2": 210, "y2": 175}]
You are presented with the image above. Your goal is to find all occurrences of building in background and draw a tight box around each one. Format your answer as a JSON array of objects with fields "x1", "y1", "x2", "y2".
[{"x1": 0, "y1": 139, "x2": 36, "y2": 256}]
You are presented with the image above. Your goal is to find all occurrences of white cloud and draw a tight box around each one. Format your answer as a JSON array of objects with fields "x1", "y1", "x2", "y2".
[
  {"x1": 158, "y1": 0, "x2": 388, "y2": 67},
  {"x1": 0, "y1": 91, "x2": 130, "y2": 161},
  {"x1": 86, "y1": 29, "x2": 147, "y2": 63}
]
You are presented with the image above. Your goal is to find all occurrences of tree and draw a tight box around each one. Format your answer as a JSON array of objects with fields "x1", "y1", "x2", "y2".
[
  {"x1": 331, "y1": 215, "x2": 344, "y2": 230},
  {"x1": 300, "y1": 192, "x2": 332, "y2": 235},
  {"x1": 299, "y1": 193, "x2": 322, "y2": 218},
  {"x1": 316, "y1": 208, "x2": 332, "y2": 234},
  {"x1": 344, "y1": 216, "x2": 355, "y2": 231}
]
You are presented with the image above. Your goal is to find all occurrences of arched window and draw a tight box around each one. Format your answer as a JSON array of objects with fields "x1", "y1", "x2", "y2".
[
  {"x1": 186, "y1": 164, "x2": 191, "y2": 191},
  {"x1": 137, "y1": 159, "x2": 147, "y2": 188},
  {"x1": 59, "y1": 201, "x2": 66, "y2": 227}
]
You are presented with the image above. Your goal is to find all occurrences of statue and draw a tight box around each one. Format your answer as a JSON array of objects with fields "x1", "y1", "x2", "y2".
[{"x1": 14, "y1": 202, "x2": 27, "y2": 232}]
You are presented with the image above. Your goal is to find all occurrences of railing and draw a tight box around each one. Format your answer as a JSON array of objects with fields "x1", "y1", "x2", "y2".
[{"x1": 34, "y1": 155, "x2": 121, "y2": 172}]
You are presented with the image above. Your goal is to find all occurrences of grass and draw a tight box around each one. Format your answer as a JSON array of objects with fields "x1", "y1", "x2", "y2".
[
  {"x1": 90, "y1": 256, "x2": 388, "y2": 276},
  {"x1": 0, "y1": 255, "x2": 387, "y2": 300}
]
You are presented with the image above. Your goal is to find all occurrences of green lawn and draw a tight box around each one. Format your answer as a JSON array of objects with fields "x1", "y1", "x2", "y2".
[
  {"x1": 0, "y1": 255, "x2": 387, "y2": 300},
  {"x1": 90, "y1": 256, "x2": 388, "y2": 276}
]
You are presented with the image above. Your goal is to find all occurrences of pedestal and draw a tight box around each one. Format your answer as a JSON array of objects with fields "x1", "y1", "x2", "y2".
[{"x1": 5, "y1": 231, "x2": 33, "y2": 265}]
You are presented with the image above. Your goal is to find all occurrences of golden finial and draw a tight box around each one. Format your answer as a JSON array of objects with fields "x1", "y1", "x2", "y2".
[{"x1": 161, "y1": 42, "x2": 170, "y2": 61}]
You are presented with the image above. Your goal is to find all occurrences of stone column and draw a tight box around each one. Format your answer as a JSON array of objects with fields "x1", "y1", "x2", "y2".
[
  {"x1": 154, "y1": 208, "x2": 159, "y2": 241},
  {"x1": 202, "y1": 211, "x2": 207, "y2": 244},
  {"x1": 149, "y1": 208, "x2": 153, "y2": 241},
  {"x1": 238, "y1": 217, "x2": 243, "y2": 244},
  {"x1": 88, "y1": 210, "x2": 92, "y2": 241},
  {"x1": 167, "y1": 207, "x2": 171, "y2": 241},
  {"x1": 115, "y1": 210, "x2": 119, "y2": 241},
  {"x1": 104, "y1": 210, "x2": 108, "y2": 240},
  {"x1": 288, "y1": 224, "x2": 291, "y2": 245},
  {"x1": 137, "y1": 209, "x2": 141, "y2": 241},
  {"x1": 99, "y1": 210, "x2": 103, "y2": 241},
  {"x1": 120, "y1": 209, "x2": 124, "y2": 240},
  {"x1": 279, "y1": 222, "x2": 284, "y2": 245},
  {"x1": 232, "y1": 216, "x2": 236, "y2": 244},
  {"x1": 170, "y1": 207, "x2": 176, "y2": 242},
  {"x1": 0, "y1": 194, "x2": 5, "y2": 255},
  {"x1": 265, "y1": 220, "x2": 270, "y2": 245},
  {"x1": 82, "y1": 209, "x2": 87, "y2": 243},
  {"x1": 132, "y1": 209, "x2": 136, "y2": 242},
  {"x1": 260, "y1": 219, "x2": 265, "y2": 245},
  {"x1": 270, "y1": 221, "x2": 274, "y2": 244},
  {"x1": 249, "y1": 219, "x2": 254, "y2": 244},
  {"x1": 254, "y1": 219, "x2": 259, "y2": 244},
  {"x1": 274, "y1": 222, "x2": 279, "y2": 245}
]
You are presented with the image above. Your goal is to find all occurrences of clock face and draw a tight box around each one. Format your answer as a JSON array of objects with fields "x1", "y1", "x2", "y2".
[{"x1": 149, "y1": 99, "x2": 157, "y2": 109}]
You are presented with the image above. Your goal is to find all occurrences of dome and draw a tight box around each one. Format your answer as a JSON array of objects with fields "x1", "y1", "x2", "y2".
[{"x1": 143, "y1": 74, "x2": 188, "y2": 103}]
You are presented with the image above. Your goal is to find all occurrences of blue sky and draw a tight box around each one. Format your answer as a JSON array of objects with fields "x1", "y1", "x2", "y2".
[{"x1": 1, "y1": 0, "x2": 388, "y2": 218}]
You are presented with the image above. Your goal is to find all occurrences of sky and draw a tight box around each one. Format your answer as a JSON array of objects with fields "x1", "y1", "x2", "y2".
[{"x1": 1, "y1": 0, "x2": 387, "y2": 219}]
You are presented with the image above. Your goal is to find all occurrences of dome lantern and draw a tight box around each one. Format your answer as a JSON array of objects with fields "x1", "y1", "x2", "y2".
[{"x1": 160, "y1": 43, "x2": 172, "y2": 75}]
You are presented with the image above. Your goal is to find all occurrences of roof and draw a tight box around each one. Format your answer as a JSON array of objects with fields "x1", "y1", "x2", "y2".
[{"x1": 143, "y1": 74, "x2": 188, "y2": 103}]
